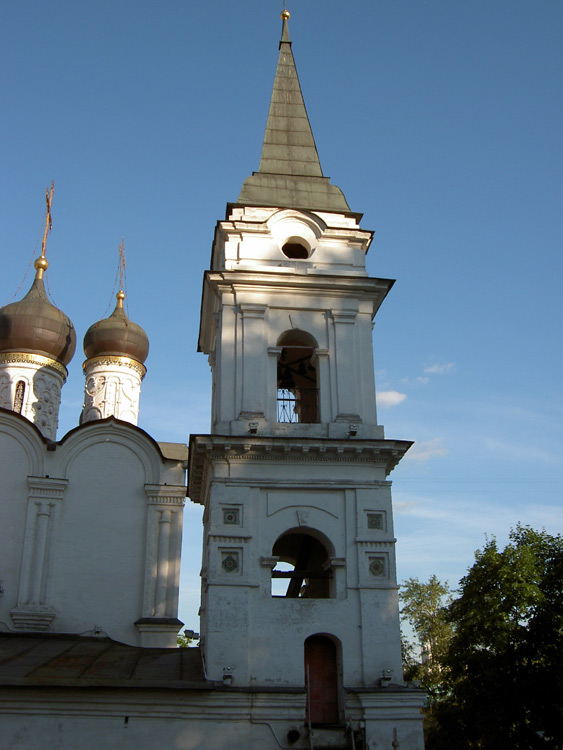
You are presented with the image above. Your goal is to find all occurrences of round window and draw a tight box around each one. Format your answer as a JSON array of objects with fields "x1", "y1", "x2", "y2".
[{"x1": 282, "y1": 241, "x2": 309, "y2": 259}]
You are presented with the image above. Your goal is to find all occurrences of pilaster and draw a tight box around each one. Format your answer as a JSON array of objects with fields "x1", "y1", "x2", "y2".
[
  {"x1": 137, "y1": 484, "x2": 186, "y2": 647},
  {"x1": 11, "y1": 476, "x2": 68, "y2": 631}
]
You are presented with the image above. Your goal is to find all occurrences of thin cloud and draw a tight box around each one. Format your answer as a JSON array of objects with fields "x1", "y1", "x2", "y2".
[
  {"x1": 424, "y1": 362, "x2": 455, "y2": 375},
  {"x1": 404, "y1": 438, "x2": 448, "y2": 462},
  {"x1": 400, "y1": 375, "x2": 429, "y2": 386},
  {"x1": 377, "y1": 390, "x2": 407, "y2": 407}
]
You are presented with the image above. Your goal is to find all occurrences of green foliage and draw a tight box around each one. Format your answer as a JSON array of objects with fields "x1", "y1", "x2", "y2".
[
  {"x1": 429, "y1": 525, "x2": 563, "y2": 750},
  {"x1": 177, "y1": 632, "x2": 193, "y2": 648},
  {"x1": 399, "y1": 575, "x2": 453, "y2": 696}
]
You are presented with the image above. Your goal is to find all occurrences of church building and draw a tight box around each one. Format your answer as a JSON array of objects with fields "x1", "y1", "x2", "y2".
[{"x1": 0, "y1": 12, "x2": 425, "y2": 750}]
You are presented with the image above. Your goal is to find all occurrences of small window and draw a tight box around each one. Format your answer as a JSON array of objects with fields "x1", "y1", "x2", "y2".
[
  {"x1": 13, "y1": 381, "x2": 25, "y2": 414},
  {"x1": 282, "y1": 241, "x2": 309, "y2": 259},
  {"x1": 271, "y1": 531, "x2": 332, "y2": 598}
]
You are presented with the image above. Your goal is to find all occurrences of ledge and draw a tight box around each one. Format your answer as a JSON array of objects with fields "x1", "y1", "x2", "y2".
[{"x1": 187, "y1": 434, "x2": 412, "y2": 504}]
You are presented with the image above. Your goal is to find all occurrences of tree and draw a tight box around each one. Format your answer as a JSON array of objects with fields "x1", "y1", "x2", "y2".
[
  {"x1": 431, "y1": 526, "x2": 563, "y2": 750},
  {"x1": 177, "y1": 629, "x2": 199, "y2": 648},
  {"x1": 399, "y1": 575, "x2": 453, "y2": 696}
]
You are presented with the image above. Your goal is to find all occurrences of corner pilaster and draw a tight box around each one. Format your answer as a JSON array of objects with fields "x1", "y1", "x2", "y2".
[{"x1": 11, "y1": 476, "x2": 68, "y2": 631}]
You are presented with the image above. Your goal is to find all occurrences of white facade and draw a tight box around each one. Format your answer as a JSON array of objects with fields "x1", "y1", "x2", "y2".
[
  {"x1": 0, "y1": 411, "x2": 187, "y2": 647},
  {"x1": 200, "y1": 207, "x2": 389, "y2": 440},
  {"x1": 0, "y1": 688, "x2": 425, "y2": 750},
  {"x1": 189, "y1": 202, "x2": 425, "y2": 747}
]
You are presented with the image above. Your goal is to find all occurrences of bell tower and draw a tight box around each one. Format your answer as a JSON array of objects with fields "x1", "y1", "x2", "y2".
[{"x1": 188, "y1": 11, "x2": 425, "y2": 748}]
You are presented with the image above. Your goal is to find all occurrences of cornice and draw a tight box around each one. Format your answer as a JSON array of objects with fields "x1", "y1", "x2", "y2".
[
  {"x1": 205, "y1": 270, "x2": 394, "y2": 299},
  {"x1": 27, "y1": 476, "x2": 68, "y2": 499},
  {"x1": 0, "y1": 352, "x2": 67, "y2": 379},
  {"x1": 83, "y1": 355, "x2": 146, "y2": 379},
  {"x1": 188, "y1": 434, "x2": 412, "y2": 504}
]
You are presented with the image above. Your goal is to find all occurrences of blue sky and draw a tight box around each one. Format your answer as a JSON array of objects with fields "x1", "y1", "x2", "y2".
[{"x1": 2, "y1": 1, "x2": 562, "y2": 632}]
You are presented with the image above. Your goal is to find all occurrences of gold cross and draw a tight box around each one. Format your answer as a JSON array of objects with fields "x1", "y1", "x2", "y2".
[
  {"x1": 41, "y1": 181, "x2": 54, "y2": 258},
  {"x1": 118, "y1": 237, "x2": 126, "y2": 291}
]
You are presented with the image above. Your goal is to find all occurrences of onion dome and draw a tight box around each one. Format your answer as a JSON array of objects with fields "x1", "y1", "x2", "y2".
[
  {"x1": 83, "y1": 291, "x2": 149, "y2": 364},
  {"x1": 0, "y1": 256, "x2": 76, "y2": 367}
]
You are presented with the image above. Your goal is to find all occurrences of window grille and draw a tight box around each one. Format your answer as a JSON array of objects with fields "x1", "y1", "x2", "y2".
[{"x1": 277, "y1": 388, "x2": 318, "y2": 423}]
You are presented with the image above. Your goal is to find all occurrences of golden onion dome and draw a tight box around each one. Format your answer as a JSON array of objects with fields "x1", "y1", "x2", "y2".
[
  {"x1": 83, "y1": 291, "x2": 149, "y2": 364},
  {"x1": 0, "y1": 257, "x2": 76, "y2": 367}
]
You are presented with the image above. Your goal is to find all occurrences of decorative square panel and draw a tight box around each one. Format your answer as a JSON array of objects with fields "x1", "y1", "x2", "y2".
[
  {"x1": 221, "y1": 551, "x2": 239, "y2": 573},
  {"x1": 367, "y1": 512, "x2": 383, "y2": 530},
  {"x1": 222, "y1": 507, "x2": 240, "y2": 525},
  {"x1": 368, "y1": 556, "x2": 386, "y2": 577}
]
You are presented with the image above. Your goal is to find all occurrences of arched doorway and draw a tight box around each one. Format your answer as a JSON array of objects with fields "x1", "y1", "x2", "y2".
[{"x1": 304, "y1": 635, "x2": 340, "y2": 725}]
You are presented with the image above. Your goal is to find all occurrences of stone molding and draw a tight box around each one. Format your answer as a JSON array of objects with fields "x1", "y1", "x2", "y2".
[
  {"x1": 0, "y1": 352, "x2": 68, "y2": 378},
  {"x1": 188, "y1": 435, "x2": 411, "y2": 504},
  {"x1": 82, "y1": 355, "x2": 146, "y2": 378},
  {"x1": 144, "y1": 484, "x2": 187, "y2": 506},
  {"x1": 10, "y1": 606, "x2": 57, "y2": 632}
]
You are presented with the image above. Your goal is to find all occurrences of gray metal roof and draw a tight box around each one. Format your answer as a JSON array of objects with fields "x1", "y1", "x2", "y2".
[
  {"x1": 237, "y1": 15, "x2": 350, "y2": 212},
  {"x1": 0, "y1": 633, "x2": 206, "y2": 689}
]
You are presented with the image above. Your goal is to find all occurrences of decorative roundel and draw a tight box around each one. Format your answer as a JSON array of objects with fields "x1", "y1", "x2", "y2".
[
  {"x1": 222, "y1": 555, "x2": 238, "y2": 573},
  {"x1": 369, "y1": 558, "x2": 385, "y2": 577}
]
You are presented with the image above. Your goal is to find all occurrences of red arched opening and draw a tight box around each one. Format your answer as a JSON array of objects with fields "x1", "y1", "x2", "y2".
[{"x1": 304, "y1": 635, "x2": 340, "y2": 726}]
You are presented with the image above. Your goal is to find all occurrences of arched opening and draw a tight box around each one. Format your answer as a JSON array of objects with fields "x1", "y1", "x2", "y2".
[
  {"x1": 13, "y1": 380, "x2": 25, "y2": 414},
  {"x1": 305, "y1": 635, "x2": 341, "y2": 726},
  {"x1": 277, "y1": 330, "x2": 318, "y2": 423},
  {"x1": 271, "y1": 530, "x2": 332, "y2": 598}
]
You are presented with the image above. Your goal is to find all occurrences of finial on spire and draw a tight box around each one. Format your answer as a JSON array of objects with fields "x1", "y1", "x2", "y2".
[{"x1": 281, "y1": 7, "x2": 290, "y2": 43}]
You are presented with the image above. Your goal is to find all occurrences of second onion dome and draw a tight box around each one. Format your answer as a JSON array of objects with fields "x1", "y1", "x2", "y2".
[
  {"x1": 83, "y1": 291, "x2": 149, "y2": 365},
  {"x1": 81, "y1": 290, "x2": 149, "y2": 426}
]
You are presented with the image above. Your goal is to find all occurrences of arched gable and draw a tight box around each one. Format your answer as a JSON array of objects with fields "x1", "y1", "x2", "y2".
[
  {"x1": 0, "y1": 407, "x2": 46, "y2": 477},
  {"x1": 56, "y1": 418, "x2": 164, "y2": 485}
]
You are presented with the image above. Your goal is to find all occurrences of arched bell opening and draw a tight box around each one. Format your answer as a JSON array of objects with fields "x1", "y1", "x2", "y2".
[
  {"x1": 304, "y1": 634, "x2": 342, "y2": 726},
  {"x1": 276, "y1": 330, "x2": 319, "y2": 423},
  {"x1": 271, "y1": 529, "x2": 333, "y2": 598}
]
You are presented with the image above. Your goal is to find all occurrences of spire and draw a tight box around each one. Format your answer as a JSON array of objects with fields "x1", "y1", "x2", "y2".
[{"x1": 237, "y1": 10, "x2": 350, "y2": 213}]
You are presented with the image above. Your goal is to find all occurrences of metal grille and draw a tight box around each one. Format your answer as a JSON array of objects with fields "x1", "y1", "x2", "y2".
[{"x1": 277, "y1": 388, "x2": 319, "y2": 423}]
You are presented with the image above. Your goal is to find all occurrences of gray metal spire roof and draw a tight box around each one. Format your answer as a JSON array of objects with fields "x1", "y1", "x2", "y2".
[{"x1": 237, "y1": 12, "x2": 350, "y2": 212}]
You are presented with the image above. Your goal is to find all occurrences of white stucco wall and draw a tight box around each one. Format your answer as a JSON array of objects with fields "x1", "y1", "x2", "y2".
[{"x1": 0, "y1": 411, "x2": 186, "y2": 646}]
